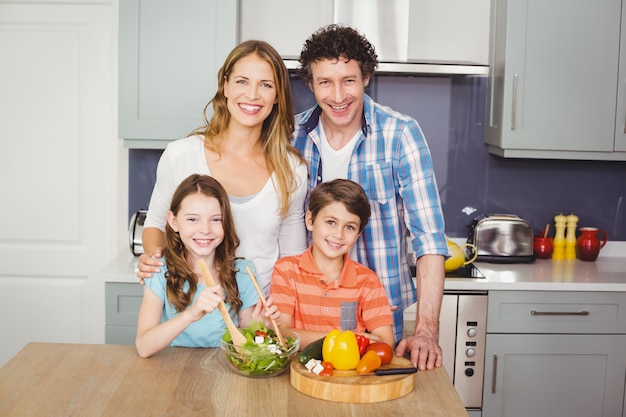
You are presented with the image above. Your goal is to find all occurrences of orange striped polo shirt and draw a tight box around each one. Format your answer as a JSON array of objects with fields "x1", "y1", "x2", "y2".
[{"x1": 269, "y1": 246, "x2": 393, "y2": 333}]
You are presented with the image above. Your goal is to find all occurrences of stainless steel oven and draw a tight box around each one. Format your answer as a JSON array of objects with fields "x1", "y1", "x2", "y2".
[
  {"x1": 439, "y1": 291, "x2": 488, "y2": 415},
  {"x1": 404, "y1": 276, "x2": 487, "y2": 415}
]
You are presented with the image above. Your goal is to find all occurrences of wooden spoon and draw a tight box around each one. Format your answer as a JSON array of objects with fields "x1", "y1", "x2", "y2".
[
  {"x1": 246, "y1": 266, "x2": 286, "y2": 349},
  {"x1": 196, "y1": 259, "x2": 247, "y2": 351}
]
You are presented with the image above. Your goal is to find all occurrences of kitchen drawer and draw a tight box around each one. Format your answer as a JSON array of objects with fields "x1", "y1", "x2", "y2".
[
  {"x1": 105, "y1": 325, "x2": 137, "y2": 345},
  {"x1": 487, "y1": 291, "x2": 626, "y2": 334},
  {"x1": 105, "y1": 283, "x2": 143, "y2": 326}
]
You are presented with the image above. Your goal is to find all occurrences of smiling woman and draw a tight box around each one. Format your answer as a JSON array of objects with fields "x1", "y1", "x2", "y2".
[{"x1": 136, "y1": 40, "x2": 308, "y2": 294}]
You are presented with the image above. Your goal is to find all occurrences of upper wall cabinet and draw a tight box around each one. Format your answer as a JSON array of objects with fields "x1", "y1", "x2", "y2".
[
  {"x1": 239, "y1": 0, "x2": 490, "y2": 70},
  {"x1": 616, "y1": 7, "x2": 626, "y2": 153},
  {"x1": 406, "y1": 0, "x2": 490, "y2": 65},
  {"x1": 119, "y1": 0, "x2": 237, "y2": 149},
  {"x1": 486, "y1": 0, "x2": 626, "y2": 160}
]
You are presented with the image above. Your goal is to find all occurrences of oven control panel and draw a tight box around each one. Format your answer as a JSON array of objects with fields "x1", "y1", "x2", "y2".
[
  {"x1": 403, "y1": 290, "x2": 488, "y2": 410},
  {"x1": 454, "y1": 294, "x2": 488, "y2": 409}
]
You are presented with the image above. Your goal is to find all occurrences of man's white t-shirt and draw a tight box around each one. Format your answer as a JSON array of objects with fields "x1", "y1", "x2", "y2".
[{"x1": 318, "y1": 120, "x2": 359, "y2": 182}]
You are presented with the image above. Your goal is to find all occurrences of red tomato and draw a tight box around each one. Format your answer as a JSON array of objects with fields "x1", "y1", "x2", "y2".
[
  {"x1": 363, "y1": 342, "x2": 393, "y2": 365},
  {"x1": 319, "y1": 361, "x2": 334, "y2": 376}
]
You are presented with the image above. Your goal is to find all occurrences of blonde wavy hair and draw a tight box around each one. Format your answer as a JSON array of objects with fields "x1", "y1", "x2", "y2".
[{"x1": 191, "y1": 40, "x2": 304, "y2": 217}]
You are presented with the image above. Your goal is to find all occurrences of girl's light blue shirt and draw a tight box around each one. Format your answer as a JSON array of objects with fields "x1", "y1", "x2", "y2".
[{"x1": 145, "y1": 258, "x2": 258, "y2": 347}]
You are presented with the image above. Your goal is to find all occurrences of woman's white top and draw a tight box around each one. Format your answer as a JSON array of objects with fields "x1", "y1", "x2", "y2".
[{"x1": 144, "y1": 135, "x2": 308, "y2": 293}]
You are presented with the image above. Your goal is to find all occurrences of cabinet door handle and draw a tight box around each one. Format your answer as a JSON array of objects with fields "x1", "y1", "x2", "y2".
[
  {"x1": 530, "y1": 310, "x2": 589, "y2": 316},
  {"x1": 492, "y1": 354, "x2": 498, "y2": 394},
  {"x1": 623, "y1": 80, "x2": 626, "y2": 133},
  {"x1": 511, "y1": 74, "x2": 518, "y2": 130}
]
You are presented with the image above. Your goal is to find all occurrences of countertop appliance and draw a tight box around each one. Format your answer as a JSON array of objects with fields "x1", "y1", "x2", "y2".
[
  {"x1": 445, "y1": 263, "x2": 485, "y2": 279},
  {"x1": 129, "y1": 210, "x2": 146, "y2": 256},
  {"x1": 410, "y1": 263, "x2": 485, "y2": 279},
  {"x1": 468, "y1": 214, "x2": 534, "y2": 263}
]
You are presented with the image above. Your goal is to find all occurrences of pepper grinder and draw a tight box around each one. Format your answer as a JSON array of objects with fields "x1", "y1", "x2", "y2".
[
  {"x1": 552, "y1": 213, "x2": 566, "y2": 260},
  {"x1": 565, "y1": 213, "x2": 578, "y2": 260}
]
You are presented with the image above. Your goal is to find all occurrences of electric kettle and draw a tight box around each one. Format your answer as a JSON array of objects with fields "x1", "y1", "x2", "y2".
[{"x1": 445, "y1": 238, "x2": 478, "y2": 272}]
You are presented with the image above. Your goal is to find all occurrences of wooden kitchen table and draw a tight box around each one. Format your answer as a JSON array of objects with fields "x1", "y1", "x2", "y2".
[{"x1": 0, "y1": 343, "x2": 469, "y2": 417}]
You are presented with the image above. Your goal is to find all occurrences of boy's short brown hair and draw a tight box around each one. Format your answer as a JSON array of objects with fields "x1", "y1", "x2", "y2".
[{"x1": 308, "y1": 179, "x2": 371, "y2": 233}]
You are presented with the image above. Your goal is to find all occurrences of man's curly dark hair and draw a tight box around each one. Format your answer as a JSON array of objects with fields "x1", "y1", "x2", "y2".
[{"x1": 297, "y1": 24, "x2": 378, "y2": 84}]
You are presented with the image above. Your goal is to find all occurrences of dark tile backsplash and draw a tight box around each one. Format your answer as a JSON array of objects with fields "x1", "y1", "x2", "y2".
[{"x1": 129, "y1": 75, "x2": 626, "y2": 241}]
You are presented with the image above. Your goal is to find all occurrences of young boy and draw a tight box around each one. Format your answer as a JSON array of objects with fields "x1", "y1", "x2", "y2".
[{"x1": 270, "y1": 179, "x2": 395, "y2": 348}]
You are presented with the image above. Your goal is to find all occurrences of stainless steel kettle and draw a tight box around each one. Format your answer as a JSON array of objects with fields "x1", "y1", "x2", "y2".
[{"x1": 129, "y1": 210, "x2": 147, "y2": 256}]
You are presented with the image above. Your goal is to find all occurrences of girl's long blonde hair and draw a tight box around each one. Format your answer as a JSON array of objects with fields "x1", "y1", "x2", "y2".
[
  {"x1": 191, "y1": 40, "x2": 304, "y2": 217},
  {"x1": 164, "y1": 174, "x2": 242, "y2": 315}
]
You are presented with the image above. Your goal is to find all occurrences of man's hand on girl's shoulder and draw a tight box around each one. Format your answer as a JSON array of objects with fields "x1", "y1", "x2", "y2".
[{"x1": 136, "y1": 248, "x2": 164, "y2": 284}]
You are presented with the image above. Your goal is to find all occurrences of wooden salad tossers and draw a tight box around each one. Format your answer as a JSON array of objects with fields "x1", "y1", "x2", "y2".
[
  {"x1": 197, "y1": 259, "x2": 247, "y2": 351},
  {"x1": 246, "y1": 266, "x2": 286, "y2": 349}
]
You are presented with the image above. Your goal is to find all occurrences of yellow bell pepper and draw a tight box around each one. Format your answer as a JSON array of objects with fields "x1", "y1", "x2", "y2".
[{"x1": 322, "y1": 329, "x2": 361, "y2": 371}]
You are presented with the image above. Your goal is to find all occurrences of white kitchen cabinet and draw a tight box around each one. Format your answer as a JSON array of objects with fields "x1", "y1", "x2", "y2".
[
  {"x1": 484, "y1": 334, "x2": 626, "y2": 417},
  {"x1": 407, "y1": 0, "x2": 490, "y2": 65},
  {"x1": 616, "y1": 6, "x2": 626, "y2": 153},
  {"x1": 119, "y1": 0, "x2": 237, "y2": 149},
  {"x1": 486, "y1": 0, "x2": 626, "y2": 160},
  {"x1": 482, "y1": 291, "x2": 626, "y2": 417}
]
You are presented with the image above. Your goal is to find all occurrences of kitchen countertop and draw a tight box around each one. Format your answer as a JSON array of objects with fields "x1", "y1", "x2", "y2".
[
  {"x1": 102, "y1": 242, "x2": 626, "y2": 292},
  {"x1": 0, "y1": 343, "x2": 469, "y2": 417},
  {"x1": 100, "y1": 250, "x2": 144, "y2": 283},
  {"x1": 446, "y1": 240, "x2": 626, "y2": 292},
  {"x1": 452, "y1": 256, "x2": 626, "y2": 291}
]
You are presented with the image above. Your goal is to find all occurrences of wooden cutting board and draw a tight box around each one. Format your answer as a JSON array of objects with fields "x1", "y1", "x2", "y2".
[{"x1": 290, "y1": 355, "x2": 416, "y2": 403}]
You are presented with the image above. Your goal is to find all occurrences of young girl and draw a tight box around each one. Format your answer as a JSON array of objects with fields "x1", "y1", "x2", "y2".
[{"x1": 136, "y1": 174, "x2": 279, "y2": 358}]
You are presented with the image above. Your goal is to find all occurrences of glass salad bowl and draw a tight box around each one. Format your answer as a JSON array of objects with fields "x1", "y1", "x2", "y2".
[{"x1": 219, "y1": 326, "x2": 300, "y2": 378}]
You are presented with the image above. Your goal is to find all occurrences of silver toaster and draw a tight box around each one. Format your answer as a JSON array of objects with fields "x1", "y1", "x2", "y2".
[{"x1": 467, "y1": 214, "x2": 535, "y2": 263}]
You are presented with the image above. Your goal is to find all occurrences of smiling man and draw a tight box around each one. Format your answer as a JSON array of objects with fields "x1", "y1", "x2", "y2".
[{"x1": 292, "y1": 24, "x2": 449, "y2": 371}]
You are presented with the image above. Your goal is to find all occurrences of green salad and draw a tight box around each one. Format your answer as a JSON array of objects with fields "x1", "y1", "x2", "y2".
[{"x1": 221, "y1": 322, "x2": 298, "y2": 377}]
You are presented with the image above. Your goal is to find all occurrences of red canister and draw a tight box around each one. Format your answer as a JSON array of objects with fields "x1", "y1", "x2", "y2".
[
  {"x1": 533, "y1": 236, "x2": 553, "y2": 259},
  {"x1": 576, "y1": 227, "x2": 608, "y2": 262}
]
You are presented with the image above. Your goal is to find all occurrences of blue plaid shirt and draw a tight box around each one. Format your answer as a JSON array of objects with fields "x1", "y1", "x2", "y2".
[{"x1": 293, "y1": 94, "x2": 448, "y2": 341}]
